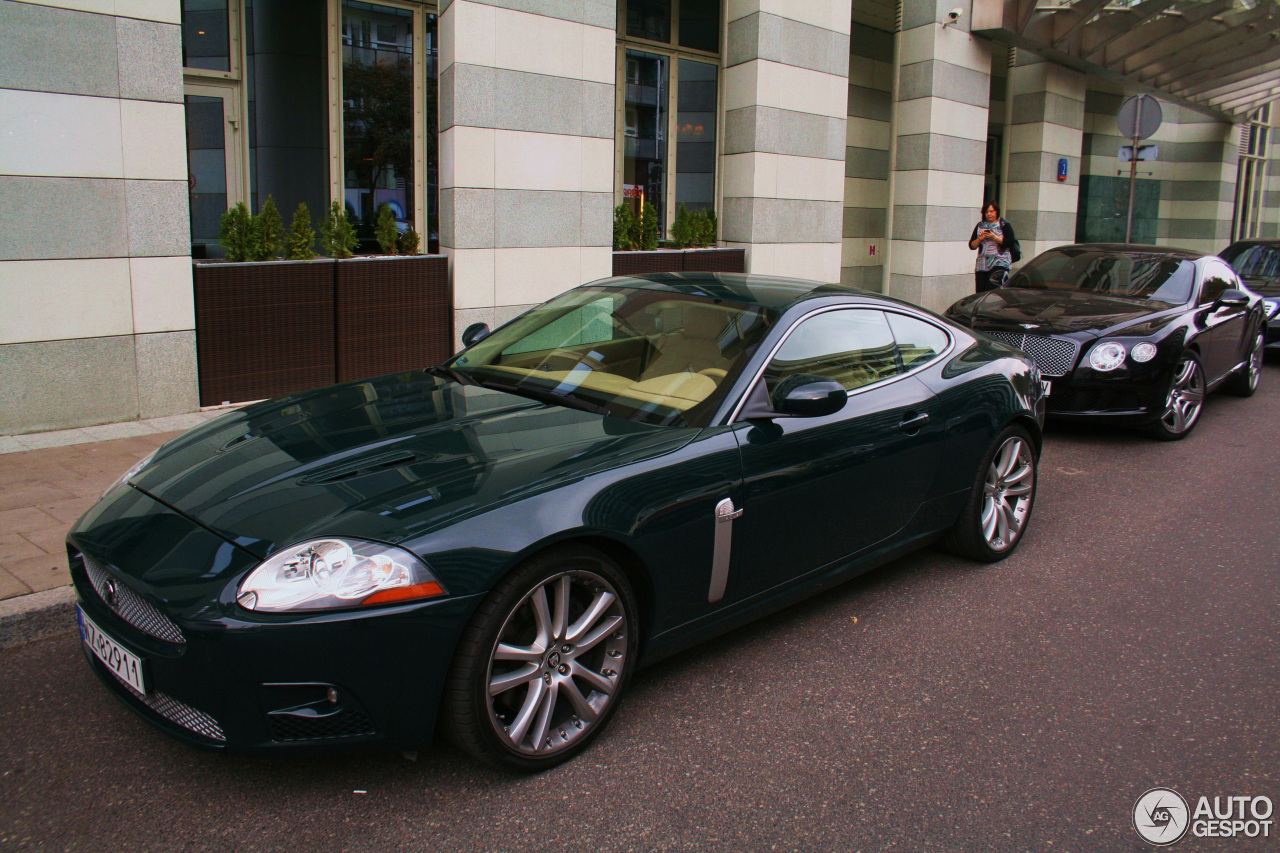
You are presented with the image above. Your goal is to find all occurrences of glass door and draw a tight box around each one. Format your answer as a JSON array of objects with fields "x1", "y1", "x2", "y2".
[{"x1": 184, "y1": 81, "x2": 245, "y2": 258}]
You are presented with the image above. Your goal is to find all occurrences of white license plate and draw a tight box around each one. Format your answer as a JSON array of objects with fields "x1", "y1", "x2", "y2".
[
  {"x1": 1041, "y1": 379, "x2": 1053, "y2": 396},
  {"x1": 78, "y1": 606, "x2": 147, "y2": 695}
]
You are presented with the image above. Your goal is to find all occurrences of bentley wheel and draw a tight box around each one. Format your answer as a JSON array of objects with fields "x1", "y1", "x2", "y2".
[
  {"x1": 1149, "y1": 352, "x2": 1206, "y2": 440},
  {"x1": 941, "y1": 425, "x2": 1038, "y2": 562},
  {"x1": 1224, "y1": 331, "x2": 1264, "y2": 397},
  {"x1": 442, "y1": 544, "x2": 637, "y2": 770}
]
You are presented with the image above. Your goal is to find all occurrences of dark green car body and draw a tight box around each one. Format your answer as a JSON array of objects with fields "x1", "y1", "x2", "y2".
[{"x1": 69, "y1": 274, "x2": 1044, "y2": 754}]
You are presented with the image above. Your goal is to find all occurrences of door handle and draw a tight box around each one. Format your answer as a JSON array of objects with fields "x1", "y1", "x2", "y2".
[{"x1": 899, "y1": 412, "x2": 930, "y2": 434}]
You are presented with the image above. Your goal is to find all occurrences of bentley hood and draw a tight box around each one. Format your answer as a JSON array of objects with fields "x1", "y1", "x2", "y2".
[
  {"x1": 128, "y1": 372, "x2": 697, "y2": 558},
  {"x1": 952, "y1": 287, "x2": 1179, "y2": 337}
]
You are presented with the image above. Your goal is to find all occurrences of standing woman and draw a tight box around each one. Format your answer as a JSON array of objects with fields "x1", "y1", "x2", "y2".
[{"x1": 969, "y1": 201, "x2": 1017, "y2": 292}]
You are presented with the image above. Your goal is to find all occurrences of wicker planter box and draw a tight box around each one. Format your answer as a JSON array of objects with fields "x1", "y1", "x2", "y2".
[
  {"x1": 334, "y1": 255, "x2": 452, "y2": 382},
  {"x1": 612, "y1": 248, "x2": 746, "y2": 277},
  {"x1": 193, "y1": 255, "x2": 452, "y2": 407}
]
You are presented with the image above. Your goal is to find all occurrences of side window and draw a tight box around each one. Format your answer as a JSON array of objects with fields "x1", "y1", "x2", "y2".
[
  {"x1": 886, "y1": 313, "x2": 950, "y2": 369},
  {"x1": 1199, "y1": 262, "x2": 1236, "y2": 306},
  {"x1": 763, "y1": 310, "x2": 901, "y2": 396}
]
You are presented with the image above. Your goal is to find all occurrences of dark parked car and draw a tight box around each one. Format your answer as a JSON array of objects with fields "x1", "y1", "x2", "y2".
[
  {"x1": 946, "y1": 244, "x2": 1267, "y2": 440},
  {"x1": 70, "y1": 273, "x2": 1044, "y2": 770},
  {"x1": 1220, "y1": 239, "x2": 1280, "y2": 351}
]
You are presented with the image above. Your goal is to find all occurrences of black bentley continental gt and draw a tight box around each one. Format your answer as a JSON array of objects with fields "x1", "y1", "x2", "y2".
[
  {"x1": 71, "y1": 273, "x2": 1044, "y2": 769},
  {"x1": 946, "y1": 244, "x2": 1267, "y2": 440}
]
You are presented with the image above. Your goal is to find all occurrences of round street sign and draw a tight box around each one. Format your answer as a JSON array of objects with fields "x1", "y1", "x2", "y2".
[{"x1": 1118, "y1": 94, "x2": 1162, "y2": 140}]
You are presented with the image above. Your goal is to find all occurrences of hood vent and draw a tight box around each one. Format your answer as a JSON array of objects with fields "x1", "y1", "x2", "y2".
[{"x1": 300, "y1": 450, "x2": 426, "y2": 484}]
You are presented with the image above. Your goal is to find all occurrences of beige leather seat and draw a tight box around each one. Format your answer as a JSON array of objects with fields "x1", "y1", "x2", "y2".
[{"x1": 641, "y1": 307, "x2": 733, "y2": 380}]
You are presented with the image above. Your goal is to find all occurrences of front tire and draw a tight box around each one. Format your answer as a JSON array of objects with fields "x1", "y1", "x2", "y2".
[
  {"x1": 441, "y1": 544, "x2": 638, "y2": 771},
  {"x1": 1148, "y1": 352, "x2": 1206, "y2": 440},
  {"x1": 941, "y1": 425, "x2": 1038, "y2": 562},
  {"x1": 1224, "y1": 330, "x2": 1264, "y2": 397}
]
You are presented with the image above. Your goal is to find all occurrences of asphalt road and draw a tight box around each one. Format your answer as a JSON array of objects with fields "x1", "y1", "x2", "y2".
[{"x1": 3, "y1": 361, "x2": 1279, "y2": 853}]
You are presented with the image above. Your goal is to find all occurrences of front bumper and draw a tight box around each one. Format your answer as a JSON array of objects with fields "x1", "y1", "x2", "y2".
[
  {"x1": 69, "y1": 541, "x2": 482, "y2": 755},
  {"x1": 1042, "y1": 365, "x2": 1169, "y2": 425}
]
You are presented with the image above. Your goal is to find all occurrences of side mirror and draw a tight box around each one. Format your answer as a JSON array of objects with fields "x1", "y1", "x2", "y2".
[
  {"x1": 1215, "y1": 289, "x2": 1250, "y2": 309},
  {"x1": 773, "y1": 374, "x2": 847, "y2": 418},
  {"x1": 461, "y1": 322, "x2": 491, "y2": 347}
]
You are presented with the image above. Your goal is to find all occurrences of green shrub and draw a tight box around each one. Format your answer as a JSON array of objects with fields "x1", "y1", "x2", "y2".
[
  {"x1": 286, "y1": 202, "x2": 316, "y2": 260},
  {"x1": 640, "y1": 201, "x2": 659, "y2": 251},
  {"x1": 218, "y1": 202, "x2": 257, "y2": 262},
  {"x1": 398, "y1": 228, "x2": 421, "y2": 255},
  {"x1": 374, "y1": 202, "x2": 399, "y2": 255},
  {"x1": 320, "y1": 200, "x2": 358, "y2": 259},
  {"x1": 256, "y1": 196, "x2": 284, "y2": 260},
  {"x1": 670, "y1": 203, "x2": 693, "y2": 249},
  {"x1": 613, "y1": 203, "x2": 639, "y2": 251}
]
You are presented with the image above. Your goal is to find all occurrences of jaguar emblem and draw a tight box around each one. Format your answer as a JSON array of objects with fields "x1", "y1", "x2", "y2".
[
  {"x1": 104, "y1": 577, "x2": 118, "y2": 608},
  {"x1": 1020, "y1": 323, "x2": 1038, "y2": 330}
]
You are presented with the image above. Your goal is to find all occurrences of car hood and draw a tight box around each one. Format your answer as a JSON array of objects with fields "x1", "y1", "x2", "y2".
[
  {"x1": 131, "y1": 373, "x2": 699, "y2": 558},
  {"x1": 955, "y1": 287, "x2": 1179, "y2": 337}
]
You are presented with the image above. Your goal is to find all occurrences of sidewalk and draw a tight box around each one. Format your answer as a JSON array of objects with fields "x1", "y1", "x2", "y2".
[{"x1": 0, "y1": 411, "x2": 230, "y2": 603}]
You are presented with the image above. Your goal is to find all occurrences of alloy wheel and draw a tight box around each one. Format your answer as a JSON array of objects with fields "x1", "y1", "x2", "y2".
[
  {"x1": 1160, "y1": 356, "x2": 1205, "y2": 435},
  {"x1": 486, "y1": 570, "x2": 629, "y2": 756},
  {"x1": 1247, "y1": 332, "x2": 1264, "y2": 391},
  {"x1": 981, "y1": 435, "x2": 1035, "y2": 552}
]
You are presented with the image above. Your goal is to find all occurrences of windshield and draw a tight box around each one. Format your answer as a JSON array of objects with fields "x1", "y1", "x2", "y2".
[
  {"x1": 448, "y1": 286, "x2": 777, "y2": 427},
  {"x1": 1007, "y1": 248, "x2": 1196, "y2": 304},
  {"x1": 1220, "y1": 243, "x2": 1280, "y2": 278}
]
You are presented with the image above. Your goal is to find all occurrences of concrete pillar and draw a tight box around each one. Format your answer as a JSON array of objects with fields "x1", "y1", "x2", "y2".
[
  {"x1": 887, "y1": 3, "x2": 992, "y2": 312},
  {"x1": 721, "y1": 0, "x2": 852, "y2": 283},
  {"x1": 438, "y1": 0, "x2": 616, "y2": 344},
  {"x1": 841, "y1": 22, "x2": 895, "y2": 292},
  {"x1": 1004, "y1": 55, "x2": 1085, "y2": 258},
  {"x1": 1157, "y1": 105, "x2": 1237, "y2": 253}
]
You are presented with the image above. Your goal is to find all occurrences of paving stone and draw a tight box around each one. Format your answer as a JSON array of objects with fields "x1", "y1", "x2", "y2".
[
  {"x1": 0, "y1": 567, "x2": 30, "y2": 599},
  {"x1": 0, "y1": 436, "x2": 23, "y2": 455},
  {"x1": 4, "y1": 552, "x2": 69, "y2": 592},
  {"x1": 12, "y1": 430, "x2": 96, "y2": 450},
  {"x1": 0, "y1": 506, "x2": 65, "y2": 537},
  {"x1": 0, "y1": 482, "x2": 76, "y2": 512},
  {"x1": 80, "y1": 422, "x2": 160, "y2": 441},
  {"x1": 0, "y1": 533, "x2": 45, "y2": 565},
  {"x1": 37, "y1": 499, "x2": 97, "y2": 527}
]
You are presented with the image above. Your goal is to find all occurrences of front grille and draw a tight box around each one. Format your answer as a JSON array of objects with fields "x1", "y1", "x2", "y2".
[
  {"x1": 82, "y1": 553, "x2": 186, "y2": 645},
  {"x1": 98, "y1": 658, "x2": 226, "y2": 742},
  {"x1": 268, "y1": 708, "x2": 377, "y2": 741},
  {"x1": 982, "y1": 332, "x2": 1080, "y2": 376}
]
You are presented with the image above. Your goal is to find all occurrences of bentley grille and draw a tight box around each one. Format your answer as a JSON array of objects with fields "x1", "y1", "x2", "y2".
[{"x1": 982, "y1": 332, "x2": 1080, "y2": 377}]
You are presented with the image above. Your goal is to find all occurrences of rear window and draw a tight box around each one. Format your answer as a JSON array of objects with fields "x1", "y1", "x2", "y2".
[{"x1": 1008, "y1": 249, "x2": 1195, "y2": 304}]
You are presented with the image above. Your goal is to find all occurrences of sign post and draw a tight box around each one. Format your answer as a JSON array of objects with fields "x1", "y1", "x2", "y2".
[{"x1": 1117, "y1": 94, "x2": 1162, "y2": 243}]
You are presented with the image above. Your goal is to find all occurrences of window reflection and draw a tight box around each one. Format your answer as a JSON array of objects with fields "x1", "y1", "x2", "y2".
[
  {"x1": 627, "y1": 0, "x2": 671, "y2": 43},
  {"x1": 185, "y1": 95, "x2": 229, "y2": 251},
  {"x1": 182, "y1": 0, "x2": 231, "y2": 71},
  {"x1": 623, "y1": 50, "x2": 669, "y2": 235},
  {"x1": 678, "y1": 0, "x2": 719, "y2": 52},
  {"x1": 676, "y1": 59, "x2": 716, "y2": 214}
]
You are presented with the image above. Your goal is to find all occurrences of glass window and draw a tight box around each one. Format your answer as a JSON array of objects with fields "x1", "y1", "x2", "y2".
[
  {"x1": 182, "y1": 0, "x2": 231, "y2": 71},
  {"x1": 764, "y1": 310, "x2": 902, "y2": 396},
  {"x1": 678, "y1": 0, "x2": 719, "y2": 52},
  {"x1": 627, "y1": 0, "x2": 671, "y2": 43},
  {"x1": 886, "y1": 313, "x2": 949, "y2": 369},
  {"x1": 623, "y1": 50, "x2": 669, "y2": 231},
  {"x1": 1009, "y1": 248, "x2": 1196, "y2": 304},
  {"x1": 342, "y1": 1, "x2": 415, "y2": 249},
  {"x1": 185, "y1": 94, "x2": 229, "y2": 251},
  {"x1": 1199, "y1": 262, "x2": 1236, "y2": 305},
  {"x1": 675, "y1": 59, "x2": 717, "y2": 214},
  {"x1": 1221, "y1": 243, "x2": 1280, "y2": 278}
]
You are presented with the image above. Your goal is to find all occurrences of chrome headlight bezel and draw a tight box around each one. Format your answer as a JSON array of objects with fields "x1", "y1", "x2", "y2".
[
  {"x1": 1088, "y1": 341, "x2": 1128, "y2": 372},
  {"x1": 1130, "y1": 342, "x2": 1159, "y2": 363},
  {"x1": 101, "y1": 450, "x2": 157, "y2": 500},
  {"x1": 236, "y1": 537, "x2": 448, "y2": 613}
]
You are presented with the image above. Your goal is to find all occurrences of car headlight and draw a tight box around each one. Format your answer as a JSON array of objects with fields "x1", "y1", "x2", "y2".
[
  {"x1": 1088, "y1": 341, "x2": 1127, "y2": 371},
  {"x1": 1131, "y1": 342, "x2": 1158, "y2": 363},
  {"x1": 237, "y1": 538, "x2": 448, "y2": 612},
  {"x1": 101, "y1": 450, "x2": 156, "y2": 500},
  {"x1": 1265, "y1": 298, "x2": 1280, "y2": 320}
]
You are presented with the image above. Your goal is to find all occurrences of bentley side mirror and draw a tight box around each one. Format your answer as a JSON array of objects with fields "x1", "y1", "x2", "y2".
[
  {"x1": 772, "y1": 375, "x2": 848, "y2": 418},
  {"x1": 461, "y1": 322, "x2": 491, "y2": 347},
  {"x1": 1215, "y1": 289, "x2": 1250, "y2": 309}
]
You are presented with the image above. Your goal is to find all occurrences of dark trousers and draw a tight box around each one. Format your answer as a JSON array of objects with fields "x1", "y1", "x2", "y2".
[{"x1": 975, "y1": 270, "x2": 995, "y2": 293}]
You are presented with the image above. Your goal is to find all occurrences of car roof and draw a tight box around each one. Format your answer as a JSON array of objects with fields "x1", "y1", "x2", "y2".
[
  {"x1": 593, "y1": 272, "x2": 876, "y2": 312},
  {"x1": 1047, "y1": 243, "x2": 1205, "y2": 261}
]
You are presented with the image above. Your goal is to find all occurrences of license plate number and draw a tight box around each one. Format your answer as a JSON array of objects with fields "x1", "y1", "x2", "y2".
[
  {"x1": 78, "y1": 606, "x2": 147, "y2": 695},
  {"x1": 1041, "y1": 379, "x2": 1053, "y2": 396}
]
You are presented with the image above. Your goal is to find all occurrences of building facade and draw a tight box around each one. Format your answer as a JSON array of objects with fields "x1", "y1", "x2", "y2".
[{"x1": 1, "y1": 0, "x2": 1277, "y2": 434}]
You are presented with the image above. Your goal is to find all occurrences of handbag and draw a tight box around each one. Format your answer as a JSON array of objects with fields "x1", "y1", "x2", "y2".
[{"x1": 1003, "y1": 220, "x2": 1022, "y2": 263}]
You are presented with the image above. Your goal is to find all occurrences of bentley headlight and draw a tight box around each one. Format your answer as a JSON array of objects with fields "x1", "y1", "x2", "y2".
[
  {"x1": 1088, "y1": 341, "x2": 1127, "y2": 372},
  {"x1": 238, "y1": 538, "x2": 447, "y2": 612},
  {"x1": 1131, "y1": 342, "x2": 1158, "y2": 363},
  {"x1": 101, "y1": 450, "x2": 156, "y2": 500}
]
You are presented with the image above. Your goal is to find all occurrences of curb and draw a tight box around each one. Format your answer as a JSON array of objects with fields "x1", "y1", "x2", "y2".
[{"x1": 0, "y1": 587, "x2": 77, "y2": 650}]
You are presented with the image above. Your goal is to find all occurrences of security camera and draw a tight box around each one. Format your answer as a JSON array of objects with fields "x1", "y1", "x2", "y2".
[{"x1": 947, "y1": 7, "x2": 964, "y2": 21}]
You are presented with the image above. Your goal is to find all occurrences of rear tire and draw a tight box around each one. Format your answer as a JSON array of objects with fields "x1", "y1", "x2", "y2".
[
  {"x1": 440, "y1": 544, "x2": 638, "y2": 771},
  {"x1": 940, "y1": 425, "x2": 1038, "y2": 562}
]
